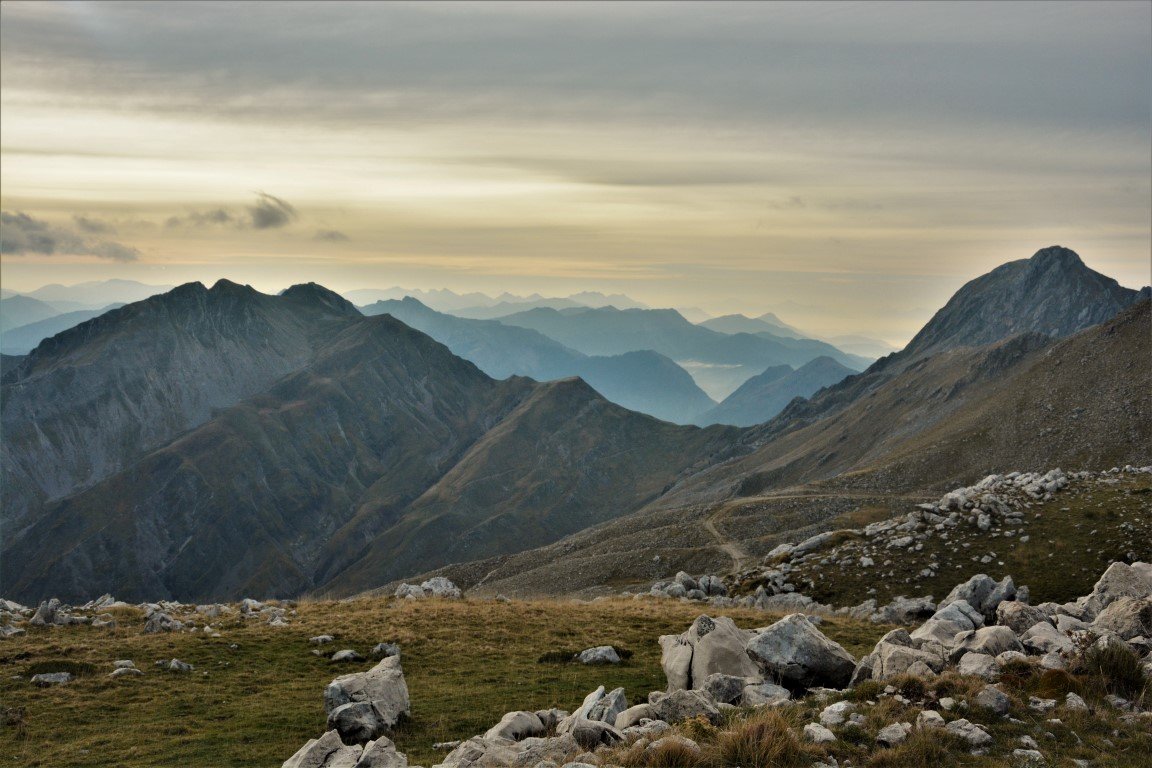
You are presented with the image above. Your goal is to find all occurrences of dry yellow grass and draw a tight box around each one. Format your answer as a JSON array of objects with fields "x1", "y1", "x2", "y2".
[{"x1": 0, "y1": 596, "x2": 883, "y2": 768}]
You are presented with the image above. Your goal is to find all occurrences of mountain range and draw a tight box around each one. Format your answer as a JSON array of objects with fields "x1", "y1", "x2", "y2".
[
  {"x1": 1, "y1": 245, "x2": 1147, "y2": 604},
  {"x1": 1, "y1": 282, "x2": 735, "y2": 602},
  {"x1": 361, "y1": 297, "x2": 715, "y2": 424},
  {"x1": 493, "y1": 306, "x2": 871, "y2": 399},
  {"x1": 695, "y1": 356, "x2": 856, "y2": 427}
]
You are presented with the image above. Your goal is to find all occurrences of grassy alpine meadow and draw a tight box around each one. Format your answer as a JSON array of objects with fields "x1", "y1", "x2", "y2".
[{"x1": 0, "y1": 596, "x2": 886, "y2": 768}]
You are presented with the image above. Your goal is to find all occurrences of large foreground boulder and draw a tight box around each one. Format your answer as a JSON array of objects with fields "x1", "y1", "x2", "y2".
[
  {"x1": 660, "y1": 615, "x2": 759, "y2": 692},
  {"x1": 745, "y1": 614, "x2": 856, "y2": 689},
  {"x1": 324, "y1": 656, "x2": 410, "y2": 744},
  {"x1": 1081, "y1": 562, "x2": 1152, "y2": 618}
]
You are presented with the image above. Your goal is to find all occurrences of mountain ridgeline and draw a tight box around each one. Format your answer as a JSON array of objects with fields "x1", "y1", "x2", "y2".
[
  {"x1": 1, "y1": 245, "x2": 1147, "y2": 605},
  {"x1": 1, "y1": 282, "x2": 737, "y2": 603}
]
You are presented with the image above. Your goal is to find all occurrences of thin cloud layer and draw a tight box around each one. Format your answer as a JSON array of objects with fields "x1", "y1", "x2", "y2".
[{"x1": 0, "y1": 211, "x2": 140, "y2": 262}]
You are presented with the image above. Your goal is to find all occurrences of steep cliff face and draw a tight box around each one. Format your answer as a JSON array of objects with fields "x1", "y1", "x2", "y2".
[{"x1": 0, "y1": 280, "x2": 360, "y2": 527}]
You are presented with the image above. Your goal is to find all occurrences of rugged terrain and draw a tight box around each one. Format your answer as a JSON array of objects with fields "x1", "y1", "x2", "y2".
[
  {"x1": 2, "y1": 287, "x2": 737, "y2": 607},
  {"x1": 422, "y1": 300, "x2": 1150, "y2": 598}
]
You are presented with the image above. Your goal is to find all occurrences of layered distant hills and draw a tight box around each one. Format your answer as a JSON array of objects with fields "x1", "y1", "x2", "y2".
[{"x1": 2, "y1": 246, "x2": 1147, "y2": 603}]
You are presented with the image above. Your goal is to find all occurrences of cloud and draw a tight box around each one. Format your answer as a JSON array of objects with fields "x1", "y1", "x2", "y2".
[
  {"x1": 72, "y1": 215, "x2": 115, "y2": 233},
  {"x1": 165, "y1": 193, "x2": 298, "y2": 230},
  {"x1": 248, "y1": 192, "x2": 298, "y2": 229},
  {"x1": 313, "y1": 229, "x2": 349, "y2": 241},
  {"x1": 0, "y1": 211, "x2": 140, "y2": 261}
]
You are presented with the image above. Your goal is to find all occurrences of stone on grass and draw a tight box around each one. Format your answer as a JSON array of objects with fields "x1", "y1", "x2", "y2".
[
  {"x1": 745, "y1": 614, "x2": 856, "y2": 689},
  {"x1": 324, "y1": 655, "x2": 410, "y2": 743},
  {"x1": 484, "y1": 711, "x2": 546, "y2": 742},
  {"x1": 975, "y1": 685, "x2": 1011, "y2": 715},
  {"x1": 803, "y1": 723, "x2": 836, "y2": 744},
  {"x1": 332, "y1": 650, "x2": 364, "y2": 663},
  {"x1": 945, "y1": 718, "x2": 993, "y2": 747},
  {"x1": 917, "y1": 710, "x2": 946, "y2": 729},
  {"x1": 31, "y1": 672, "x2": 72, "y2": 686},
  {"x1": 742, "y1": 681, "x2": 791, "y2": 707},
  {"x1": 958, "y1": 652, "x2": 1000, "y2": 681},
  {"x1": 819, "y1": 700, "x2": 855, "y2": 727},
  {"x1": 649, "y1": 689, "x2": 722, "y2": 725},
  {"x1": 575, "y1": 646, "x2": 620, "y2": 665},
  {"x1": 875, "y1": 722, "x2": 912, "y2": 747}
]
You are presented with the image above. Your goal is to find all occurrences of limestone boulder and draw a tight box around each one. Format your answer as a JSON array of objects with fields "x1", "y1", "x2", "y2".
[
  {"x1": 745, "y1": 614, "x2": 856, "y2": 689},
  {"x1": 323, "y1": 655, "x2": 409, "y2": 743}
]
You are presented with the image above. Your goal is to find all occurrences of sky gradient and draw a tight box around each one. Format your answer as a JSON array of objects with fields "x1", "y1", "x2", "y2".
[{"x1": 1, "y1": 0, "x2": 1149, "y2": 342}]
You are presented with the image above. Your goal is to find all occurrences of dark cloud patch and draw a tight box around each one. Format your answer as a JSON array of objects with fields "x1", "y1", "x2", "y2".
[
  {"x1": 72, "y1": 215, "x2": 115, "y2": 234},
  {"x1": 313, "y1": 229, "x2": 349, "y2": 242},
  {"x1": 248, "y1": 193, "x2": 297, "y2": 229},
  {"x1": 1, "y1": 211, "x2": 140, "y2": 261},
  {"x1": 165, "y1": 208, "x2": 236, "y2": 228},
  {"x1": 165, "y1": 193, "x2": 298, "y2": 230}
]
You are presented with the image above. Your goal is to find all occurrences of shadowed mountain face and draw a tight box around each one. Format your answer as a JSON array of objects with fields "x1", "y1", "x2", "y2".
[
  {"x1": 696, "y1": 356, "x2": 855, "y2": 427},
  {"x1": 494, "y1": 305, "x2": 868, "y2": 399},
  {"x1": 902, "y1": 246, "x2": 1146, "y2": 360},
  {"x1": 361, "y1": 297, "x2": 715, "y2": 423},
  {"x1": 0, "y1": 280, "x2": 361, "y2": 527},
  {"x1": 1, "y1": 287, "x2": 735, "y2": 603}
]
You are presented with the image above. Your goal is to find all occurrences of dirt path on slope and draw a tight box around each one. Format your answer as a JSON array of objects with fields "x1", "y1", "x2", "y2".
[{"x1": 702, "y1": 511, "x2": 753, "y2": 573}]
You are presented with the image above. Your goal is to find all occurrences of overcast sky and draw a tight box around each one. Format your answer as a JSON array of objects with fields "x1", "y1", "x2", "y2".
[{"x1": 1, "y1": 0, "x2": 1149, "y2": 341}]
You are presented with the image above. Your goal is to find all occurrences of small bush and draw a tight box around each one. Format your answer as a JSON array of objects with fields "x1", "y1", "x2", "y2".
[
  {"x1": 679, "y1": 714, "x2": 719, "y2": 744},
  {"x1": 891, "y1": 674, "x2": 928, "y2": 701},
  {"x1": 865, "y1": 729, "x2": 966, "y2": 767},
  {"x1": 1032, "y1": 669, "x2": 1083, "y2": 699},
  {"x1": 709, "y1": 709, "x2": 823, "y2": 768},
  {"x1": 644, "y1": 738, "x2": 703, "y2": 767},
  {"x1": 997, "y1": 658, "x2": 1037, "y2": 691},
  {"x1": 1075, "y1": 643, "x2": 1149, "y2": 702},
  {"x1": 844, "y1": 679, "x2": 884, "y2": 702}
]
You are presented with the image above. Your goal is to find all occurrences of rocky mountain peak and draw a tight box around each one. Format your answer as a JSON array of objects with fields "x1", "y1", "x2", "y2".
[
  {"x1": 280, "y1": 282, "x2": 361, "y2": 318},
  {"x1": 899, "y1": 245, "x2": 1144, "y2": 361},
  {"x1": 1028, "y1": 244, "x2": 1084, "y2": 271}
]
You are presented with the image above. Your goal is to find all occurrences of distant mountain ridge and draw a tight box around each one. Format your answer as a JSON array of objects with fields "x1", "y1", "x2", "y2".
[
  {"x1": 361, "y1": 297, "x2": 715, "y2": 423},
  {"x1": 493, "y1": 305, "x2": 869, "y2": 399},
  {"x1": 696, "y1": 356, "x2": 856, "y2": 427}
]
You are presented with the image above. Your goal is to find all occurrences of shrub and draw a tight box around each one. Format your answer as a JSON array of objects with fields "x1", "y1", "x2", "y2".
[
  {"x1": 1075, "y1": 642, "x2": 1149, "y2": 702},
  {"x1": 865, "y1": 729, "x2": 966, "y2": 767},
  {"x1": 644, "y1": 738, "x2": 703, "y2": 767},
  {"x1": 709, "y1": 709, "x2": 823, "y2": 768},
  {"x1": 1032, "y1": 669, "x2": 1083, "y2": 699},
  {"x1": 844, "y1": 679, "x2": 884, "y2": 702},
  {"x1": 679, "y1": 714, "x2": 719, "y2": 744}
]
